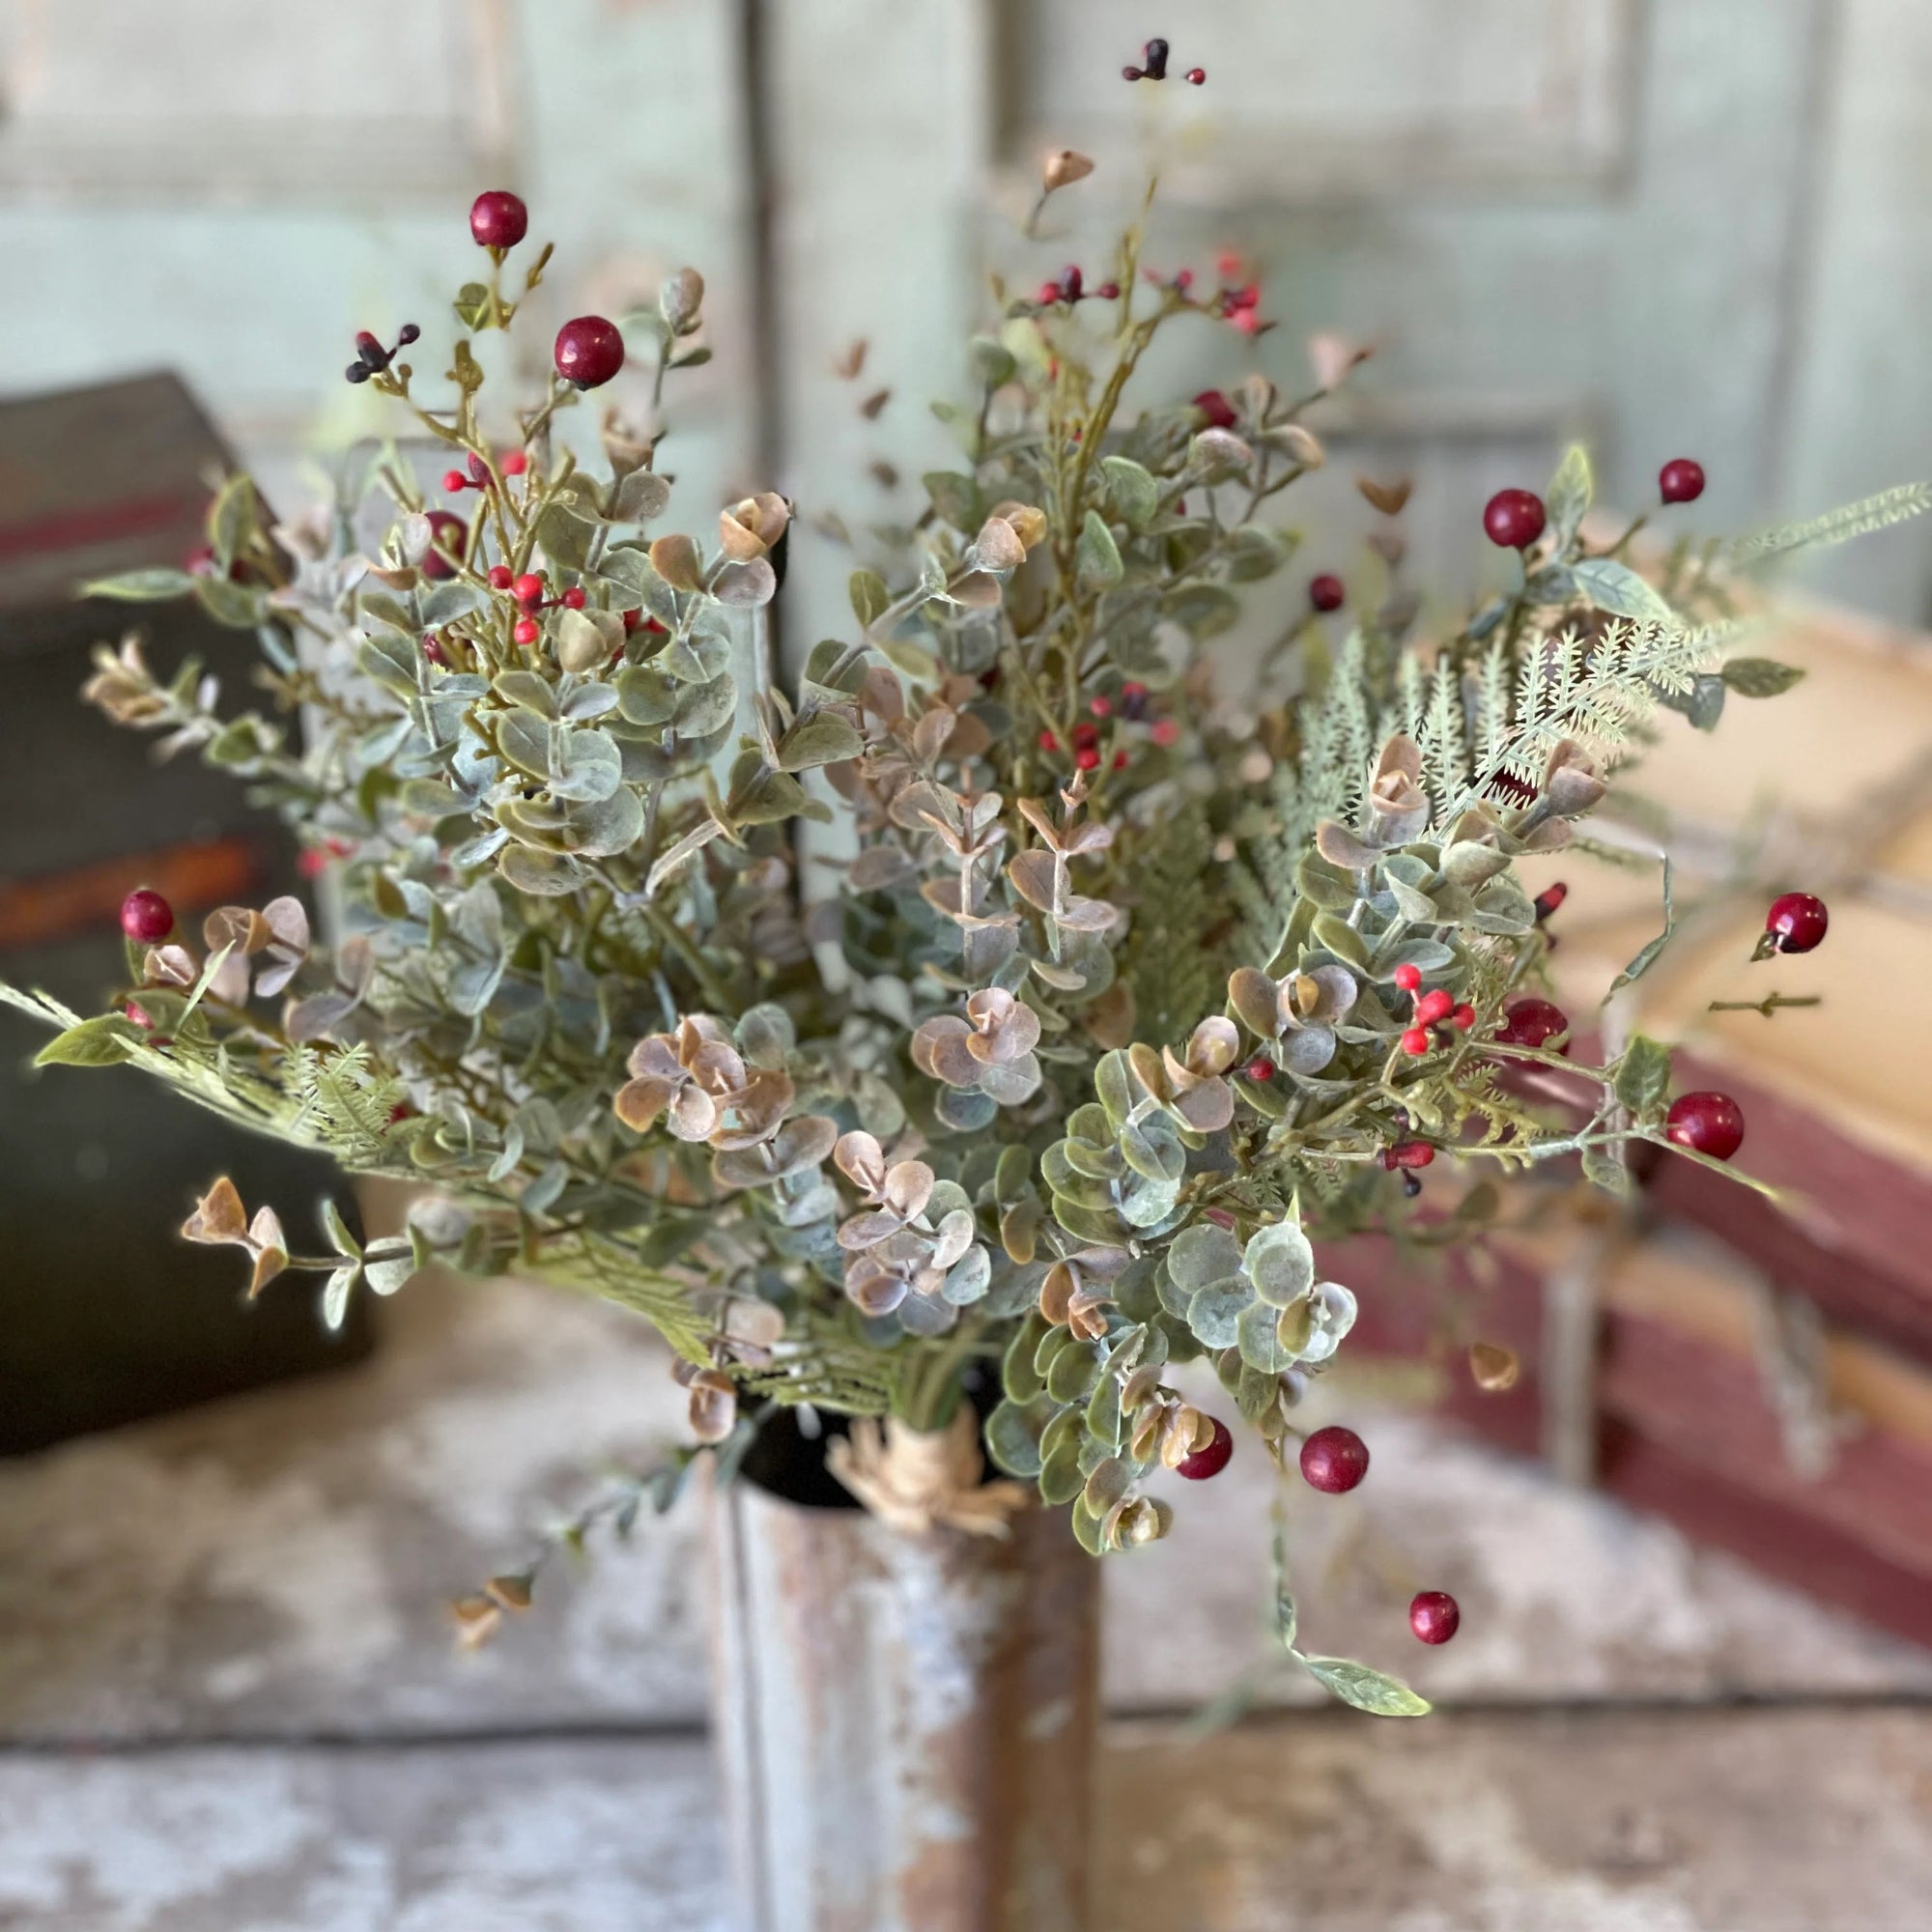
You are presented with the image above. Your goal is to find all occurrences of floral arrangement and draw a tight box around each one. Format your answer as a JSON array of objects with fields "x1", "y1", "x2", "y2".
[{"x1": 9, "y1": 52, "x2": 1922, "y2": 1715}]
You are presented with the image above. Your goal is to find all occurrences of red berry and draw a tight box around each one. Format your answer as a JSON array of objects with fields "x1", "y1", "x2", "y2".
[
  {"x1": 1764, "y1": 891, "x2": 1828, "y2": 955},
  {"x1": 1533, "y1": 881, "x2": 1568, "y2": 921},
  {"x1": 1095, "y1": 282, "x2": 1121, "y2": 300},
  {"x1": 1495, "y1": 997, "x2": 1569, "y2": 1051},
  {"x1": 1075, "y1": 747, "x2": 1101, "y2": 772},
  {"x1": 512, "y1": 572, "x2": 546, "y2": 608},
  {"x1": 1059, "y1": 266, "x2": 1084, "y2": 302},
  {"x1": 441, "y1": 469, "x2": 469, "y2": 495},
  {"x1": 1177, "y1": 1416, "x2": 1234, "y2": 1481},
  {"x1": 1186, "y1": 67, "x2": 1207, "y2": 84},
  {"x1": 1299, "y1": 1425, "x2": 1370, "y2": 1493},
  {"x1": 487, "y1": 565, "x2": 514, "y2": 591},
  {"x1": 422, "y1": 637, "x2": 447, "y2": 666},
  {"x1": 1396, "y1": 1141, "x2": 1436, "y2": 1170},
  {"x1": 1243, "y1": 1057, "x2": 1273, "y2": 1082},
  {"x1": 500, "y1": 449, "x2": 528, "y2": 477},
  {"x1": 421, "y1": 510, "x2": 466, "y2": 581},
  {"x1": 1659, "y1": 458, "x2": 1706, "y2": 505},
  {"x1": 1192, "y1": 389, "x2": 1238, "y2": 430},
  {"x1": 1072, "y1": 720, "x2": 1100, "y2": 748},
  {"x1": 1038, "y1": 729, "x2": 1059, "y2": 753},
  {"x1": 1410, "y1": 1590, "x2": 1461, "y2": 1644},
  {"x1": 120, "y1": 889, "x2": 174, "y2": 944},
  {"x1": 1309, "y1": 573, "x2": 1346, "y2": 612},
  {"x1": 1090, "y1": 696, "x2": 1114, "y2": 719},
  {"x1": 622, "y1": 609, "x2": 643, "y2": 632},
  {"x1": 1451, "y1": 1004, "x2": 1476, "y2": 1031},
  {"x1": 1150, "y1": 719, "x2": 1180, "y2": 748},
  {"x1": 513, "y1": 617, "x2": 539, "y2": 645},
  {"x1": 561, "y1": 586, "x2": 587, "y2": 611},
  {"x1": 1414, "y1": 987, "x2": 1453, "y2": 1027},
  {"x1": 125, "y1": 1000, "x2": 155, "y2": 1030},
  {"x1": 1111, "y1": 750, "x2": 1129, "y2": 771},
  {"x1": 1665, "y1": 1091, "x2": 1746, "y2": 1161},
  {"x1": 554, "y1": 315, "x2": 625, "y2": 388},
  {"x1": 1392, "y1": 963, "x2": 1422, "y2": 993},
  {"x1": 1483, "y1": 488, "x2": 1548, "y2": 551},
  {"x1": 469, "y1": 190, "x2": 528, "y2": 250},
  {"x1": 1037, "y1": 280, "x2": 1063, "y2": 306},
  {"x1": 1401, "y1": 1027, "x2": 1431, "y2": 1057}
]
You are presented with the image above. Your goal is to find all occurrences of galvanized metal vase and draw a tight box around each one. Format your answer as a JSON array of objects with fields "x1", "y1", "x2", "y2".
[{"x1": 706, "y1": 1415, "x2": 1101, "y2": 1932}]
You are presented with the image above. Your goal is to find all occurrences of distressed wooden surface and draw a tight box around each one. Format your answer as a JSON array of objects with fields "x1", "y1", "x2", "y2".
[
  {"x1": 7, "y1": 1707, "x2": 1932, "y2": 1931},
  {"x1": 6, "y1": 1271, "x2": 1932, "y2": 1750}
]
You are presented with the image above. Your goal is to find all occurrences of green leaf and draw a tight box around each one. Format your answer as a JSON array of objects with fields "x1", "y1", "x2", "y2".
[
  {"x1": 1099, "y1": 456, "x2": 1159, "y2": 531},
  {"x1": 1614, "y1": 1033, "x2": 1674, "y2": 1121},
  {"x1": 776, "y1": 709, "x2": 865, "y2": 771},
  {"x1": 1076, "y1": 510, "x2": 1123, "y2": 588},
  {"x1": 209, "y1": 473, "x2": 257, "y2": 567},
  {"x1": 81, "y1": 567, "x2": 198, "y2": 602},
  {"x1": 1581, "y1": 1146, "x2": 1634, "y2": 1199},
  {"x1": 1296, "y1": 1654, "x2": 1432, "y2": 1717},
  {"x1": 533, "y1": 502, "x2": 598, "y2": 572},
  {"x1": 321, "y1": 1264, "x2": 359, "y2": 1333},
  {"x1": 33, "y1": 1014, "x2": 139, "y2": 1067},
  {"x1": 1564, "y1": 557, "x2": 1677, "y2": 624},
  {"x1": 1545, "y1": 442, "x2": 1594, "y2": 545},
  {"x1": 319, "y1": 1196, "x2": 362, "y2": 1260},
  {"x1": 923, "y1": 470, "x2": 981, "y2": 531},
  {"x1": 1604, "y1": 858, "x2": 1675, "y2": 999},
  {"x1": 849, "y1": 568, "x2": 891, "y2": 630},
  {"x1": 1720, "y1": 656, "x2": 1805, "y2": 698},
  {"x1": 985, "y1": 1393, "x2": 1058, "y2": 1478},
  {"x1": 1270, "y1": 1520, "x2": 1297, "y2": 1655}
]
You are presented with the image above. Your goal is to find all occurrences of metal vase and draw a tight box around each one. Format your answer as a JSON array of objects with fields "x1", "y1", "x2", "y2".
[{"x1": 706, "y1": 1441, "x2": 1101, "y2": 1932}]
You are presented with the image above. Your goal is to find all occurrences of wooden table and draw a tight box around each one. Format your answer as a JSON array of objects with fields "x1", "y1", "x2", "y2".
[{"x1": 5, "y1": 1276, "x2": 1931, "y2": 1929}]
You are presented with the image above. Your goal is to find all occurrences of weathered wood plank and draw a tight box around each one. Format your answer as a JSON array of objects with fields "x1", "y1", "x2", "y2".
[
  {"x1": 5, "y1": 1273, "x2": 1930, "y2": 1747},
  {"x1": 6, "y1": 1707, "x2": 1932, "y2": 1931}
]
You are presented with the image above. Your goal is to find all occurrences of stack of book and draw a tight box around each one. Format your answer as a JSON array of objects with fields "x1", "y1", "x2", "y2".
[{"x1": 1339, "y1": 593, "x2": 1932, "y2": 1648}]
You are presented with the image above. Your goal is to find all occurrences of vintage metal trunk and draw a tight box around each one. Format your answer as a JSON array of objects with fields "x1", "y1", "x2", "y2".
[{"x1": 707, "y1": 1441, "x2": 1100, "y2": 1932}]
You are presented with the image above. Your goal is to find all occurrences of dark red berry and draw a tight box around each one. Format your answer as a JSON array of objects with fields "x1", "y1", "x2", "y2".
[
  {"x1": 1494, "y1": 997, "x2": 1569, "y2": 1052},
  {"x1": 561, "y1": 586, "x2": 587, "y2": 611},
  {"x1": 1410, "y1": 1590, "x2": 1460, "y2": 1644},
  {"x1": 1533, "y1": 882, "x2": 1568, "y2": 922},
  {"x1": 397, "y1": 324, "x2": 420, "y2": 348},
  {"x1": 1309, "y1": 573, "x2": 1345, "y2": 612},
  {"x1": 1193, "y1": 389, "x2": 1238, "y2": 430},
  {"x1": 1243, "y1": 1057, "x2": 1273, "y2": 1082},
  {"x1": 469, "y1": 190, "x2": 528, "y2": 250},
  {"x1": 1059, "y1": 266, "x2": 1084, "y2": 302},
  {"x1": 1177, "y1": 1415, "x2": 1233, "y2": 1481},
  {"x1": 1095, "y1": 282, "x2": 1120, "y2": 300},
  {"x1": 1764, "y1": 891, "x2": 1828, "y2": 955},
  {"x1": 1036, "y1": 280, "x2": 1064, "y2": 306},
  {"x1": 1393, "y1": 1141, "x2": 1435, "y2": 1170},
  {"x1": 1122, "y1": 65, "x2": 1146, "y2": 81},
  {"x1": 1186, "y1": 67, "x2": 1207, "y2": 84},
  {"x1": 1665, "y1": 1091, "x2": 1746, "y2": 1161},
  {"x1": 1659, "y1": 458, "x2": 1706, "y2": 505},
  {"x1": 487, "y1": 565, "x2": 514, "y2": 591},
  {"x1": 1038, "y1": 729, "x2": 1059, "y2": 753},
  {"x1": 354, "y1": 329, "x2": 385, "y2": 365},
  {"x1": 422, "y1": 637, "x2": 447, "y2": 666},
  {"x1": 1483, "y1": 488, "x2": 1547, "y2": 550},
  {"x1": 1300, "y1": 1425, "x2": 1370, "y2": 1493},
  {"x1": 1141, "y1": 38, "x2": 1170, "y2": 79},
  {"x1": 554, "y1": 315, "x2": 625, "y2": 388},
  {"x1": 1111, "y1": 749, "x2": 1128, "y2": 772},
  {"x1": 512, "y1": 572, "x2": 546, "y2": 607},
  {"x1": 1075, "y1": 747, "x2": 1101, "y2": 772},
  {"x1": 120, "y1": 889, "x2": 174, "y2": 944},
  {"x1": 421, "y1": 511, "x2": 467, "y2": 581}
]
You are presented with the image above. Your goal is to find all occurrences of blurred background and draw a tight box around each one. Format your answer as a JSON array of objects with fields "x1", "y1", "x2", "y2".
[{"x1": 5, "y1": 5, "x2": 1932, "y2": 1929}]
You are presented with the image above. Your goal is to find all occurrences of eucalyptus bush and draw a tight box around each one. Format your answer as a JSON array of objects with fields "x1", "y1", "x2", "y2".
[{"x1": 9, "y1": 144, "x2": 1920, "y2": 1713}]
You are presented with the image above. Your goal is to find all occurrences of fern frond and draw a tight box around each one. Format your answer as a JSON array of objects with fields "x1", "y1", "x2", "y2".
[{"x1": 1730, "y1": 482, "x2": 1932, "y2": 565}]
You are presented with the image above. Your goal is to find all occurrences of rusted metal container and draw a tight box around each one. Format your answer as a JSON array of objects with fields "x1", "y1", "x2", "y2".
[{"x1": 706, "y1": 1432, "x2": 1101, "y2": 1932}]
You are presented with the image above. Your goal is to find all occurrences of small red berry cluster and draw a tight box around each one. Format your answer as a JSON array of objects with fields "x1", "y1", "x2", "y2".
[
  {"x1": 1392, "y1": 961, "x2": 1475, "y2": 1058},
  {"x1": 482, "y1": 568, "x2": 587, "y2": 645},
  {"x1": 1037, "y1": 684, "x2": 1179, "y2": 772},
  {"x1": 1121, "y1": 37, "x2": 1206, "y2": 84},
  {"x1": 344, "y1": 324, "x2": 420, "y2": 385},
  {"x1": 442, "y1": 447, "x2": 529, "y2": 496},
  {"x1": 1035, "y1": 264, "x2": 1120, "y2": 308}
]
